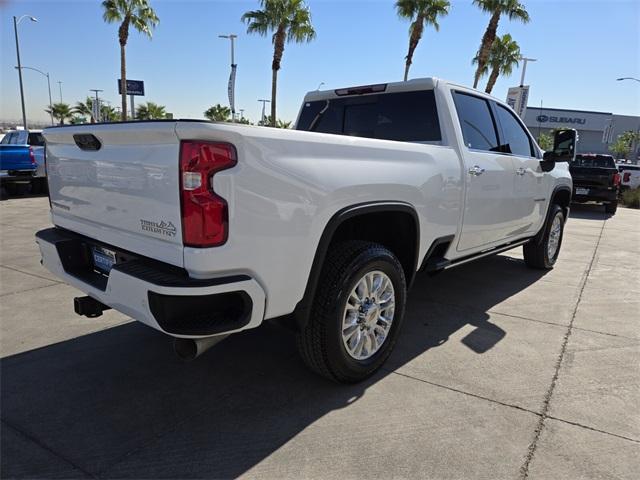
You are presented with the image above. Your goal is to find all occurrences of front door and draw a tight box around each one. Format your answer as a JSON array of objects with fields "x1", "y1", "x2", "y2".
[
  {"x1": 493, "y1": 102, "x2": 546, "y2": 236},
  {"x1": 452, "y1": 92, "x2": 520, "y2": 252}
]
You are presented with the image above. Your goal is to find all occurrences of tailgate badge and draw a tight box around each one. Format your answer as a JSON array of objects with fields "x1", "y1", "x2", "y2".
[{"x1": 140, "y1": 219, "x2": 177, "y2": 237}]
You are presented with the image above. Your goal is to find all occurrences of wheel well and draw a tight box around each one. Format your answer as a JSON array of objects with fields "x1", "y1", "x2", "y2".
[
  {"x1": 330, "y1": 210, "x2": 418, "y2": 284},
  {"x1": 282, "y1": 203, "x2": 420, "y2": 332},
  {"x1": 552, "y1": 188, "x2": 571, "y2": 217}
]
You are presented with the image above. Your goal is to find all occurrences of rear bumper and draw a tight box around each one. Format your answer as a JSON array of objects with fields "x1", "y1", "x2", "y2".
[
  {"x1": 35, "y1": 227, "x2": 266, "y2": 338},
  {"x1": 572, "y1": 187, "x2": 617, "y2": 203},
  {"x1": 0, "y1": 169, "x2": 36, "y2": 183}
]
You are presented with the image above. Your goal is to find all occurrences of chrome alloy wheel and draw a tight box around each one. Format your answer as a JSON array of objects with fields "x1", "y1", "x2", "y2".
[
  {"x1": 547, "y1": 213, "x2": 563, "y2": 260},
  {"x1": 341, "y1": 270, "x2": 395, "y2": 361}
]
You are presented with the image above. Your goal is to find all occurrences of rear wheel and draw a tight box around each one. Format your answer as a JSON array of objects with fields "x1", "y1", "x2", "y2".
[
  {"x1": 296, "y1": 241, "x2": 407, "y2": 383},
  {"x1": 31, "y1": 179, "x2": 42, "y2": 194},
  {"x1": 605, "y1": 201, "x2": 617, "y2": 215},
  {"x1": 523, "y1": 204, "x2": 565, "y2": 269}
]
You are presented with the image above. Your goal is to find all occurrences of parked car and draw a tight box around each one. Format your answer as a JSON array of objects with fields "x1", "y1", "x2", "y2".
[
  {"x1": 569, "y1": 154, "x2": 620, "y2": 214},
  {"x1": 36, "y1": 78, "x2": 574, "y2": 383},
  {"x1": 618, "y1": 163, "x2": 640, "y2": 191},
  {"x1": 0, "y1": 129, "x2": 47, "y2": 194}
]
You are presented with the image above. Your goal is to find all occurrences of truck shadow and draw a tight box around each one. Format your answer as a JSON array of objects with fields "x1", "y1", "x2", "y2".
[
  {"x1": 1, "y1": 254, "x2": 548, "y2": 478},
  {"x1": 568, "y1": 203, "x2": 612, "y2": 220}
]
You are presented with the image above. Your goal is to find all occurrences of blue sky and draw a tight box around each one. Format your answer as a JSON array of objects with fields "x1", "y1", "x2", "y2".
[{"x1": 1, "y1": 0, "x2": 639, "y2": 124}]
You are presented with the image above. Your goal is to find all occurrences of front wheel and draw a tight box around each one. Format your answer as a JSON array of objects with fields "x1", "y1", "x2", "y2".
[
  {"x1": 296, "y1": 241, "x2": 407, "y2": 383},
  {"x1": 523, "y1": 204, "x2": 565, "y2": 269}
]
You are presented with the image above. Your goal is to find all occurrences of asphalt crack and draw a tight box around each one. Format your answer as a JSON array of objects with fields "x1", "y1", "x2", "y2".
[
  {"x1": 1, "y1": 418, "x2": 97, "y2": 479},
  {"x1": 519, "y1": 217, "x2": 607, "y2": 479}
]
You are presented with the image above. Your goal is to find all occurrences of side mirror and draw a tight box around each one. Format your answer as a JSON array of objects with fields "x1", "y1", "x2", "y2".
[{"x1": 543, "y1": 129, "x2": 578, "y2": 162}]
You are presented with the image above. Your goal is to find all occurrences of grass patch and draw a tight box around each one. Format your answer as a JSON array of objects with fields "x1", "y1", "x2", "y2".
[{"x1": 621, "y1": 188, "x2": 640, "y2": 209}]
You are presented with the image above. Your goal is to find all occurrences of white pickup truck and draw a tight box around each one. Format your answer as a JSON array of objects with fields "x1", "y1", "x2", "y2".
[{"x1": 37, "y1": 78, "x2": 574, "y2": 383}]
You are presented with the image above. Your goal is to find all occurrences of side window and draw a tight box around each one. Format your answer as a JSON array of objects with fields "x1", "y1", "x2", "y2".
[
  {"x1": 495, "y1": 104, "x2": 534, "y2": 157},
  {"x1": 452, "y1": 92, "x2": 499, "y2": 152}
]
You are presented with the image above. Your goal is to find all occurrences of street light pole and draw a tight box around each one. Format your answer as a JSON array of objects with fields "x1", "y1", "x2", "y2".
[
  {"x1": 16, "y1": 66, "x2": 54, "y2": 125},
  {"x1": 13, "y1": 15, "x2": 38, "y2": 129},
  {"x1": 90, "y1": 89, "x2": 103, "y2": 123},
  {"x1": 520, "y1": 57, "x2": 537, "y2": 87},
  {"x1": 258, "y1": 99, "x2": 270, "y2": 125},
  {"x1": 616, "y1": 77, "x2": 640, "y2": 83},
  {"x1": 57, "y1": 81, "x2": 63, "y2": 103},
  {"x1": 219, "y1": 34, "x2": 238, "y2": 122}
]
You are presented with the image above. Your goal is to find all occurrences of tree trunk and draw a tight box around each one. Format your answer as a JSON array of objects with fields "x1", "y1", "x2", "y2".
[
  {"x1": 120, "y1": 44, "x2": 127, "y2": 120},
  {"x1": 404, "y1": 17, "x2": 424, "y2": 82},
  {"x1": 271, "y1": 69, "x2": 278, "y2": 127},
  {"x1": 271, "y1": 25, "x2": 286, "y2": 127},
  {"x1": 473, "y1": 11, "x2": 500, "y2": 88},
  {"x1": 485, "y1": 67, "x2": 499, "y2": 94},
  {"x1": 119, "y1": 19, "x2": 130, "y2": 121}
]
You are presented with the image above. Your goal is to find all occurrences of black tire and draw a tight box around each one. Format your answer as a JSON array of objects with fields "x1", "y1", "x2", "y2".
[
  {"x1": 14, "y1": 183, "x2": 31, "y2": 196},
  {"x1": 523, "y1": 204, "x2": 565, "y2": 270},
  {"x1": 605, "y1": 201, "x2": 617, "y2": 215},
  {"x1": 31, "y1": 179, "x2": 41, "y2": 194},
  {"x1": 4, "y1": 183, "x2": 18, "y2": 196},
  {"x1": 296, "y1": 241, "x2": 407, "y2": 383}
]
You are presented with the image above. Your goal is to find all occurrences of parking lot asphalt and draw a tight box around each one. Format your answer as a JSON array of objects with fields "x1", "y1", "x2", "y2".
[{"x1": 1, "y1": 196, "x2": 638, "y2": 479}]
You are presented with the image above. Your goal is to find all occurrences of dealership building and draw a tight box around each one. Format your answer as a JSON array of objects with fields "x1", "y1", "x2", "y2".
[{"x1": 523, "y1": 107, "x2": 640, "y2": 159}]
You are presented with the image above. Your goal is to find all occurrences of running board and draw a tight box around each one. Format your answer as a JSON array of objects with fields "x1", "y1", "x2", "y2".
[{"x1": 440, "y1": 238, "x2": 531, "y2": 271}]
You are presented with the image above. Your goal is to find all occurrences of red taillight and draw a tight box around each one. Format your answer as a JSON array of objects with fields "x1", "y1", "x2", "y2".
[
  {"x1": 623, "y1": 172, "x2": 631, "y2": 183},
  {"x1": 29, "y1": 146, "x2": 35, "y2": 165},
  {"x1": 613, "y1": 172, "x2": 621, "y2": 186},
  {"x1": 179, "y1": 141, "x2": 237, "y2": 247}
]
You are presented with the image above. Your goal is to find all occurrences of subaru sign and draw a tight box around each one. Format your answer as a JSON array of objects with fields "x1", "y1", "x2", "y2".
[
  {"x1": 118, "y1": 79, "x2": 145, "y2": 96},
  {"x1": 536, "y1": 114, "x2": 586, "y2": 125}
]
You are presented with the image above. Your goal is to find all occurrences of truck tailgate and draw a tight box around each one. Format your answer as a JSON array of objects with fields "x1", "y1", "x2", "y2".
[
  {"x1": 0, "y1": 145, "x2": 36, "y2": 172},
  {"x1": 570, "y1": 166, "x2": 614, "y2": 188},
  {"x1": 43, "y1": 122, "x2": 185, "y2": 267}
]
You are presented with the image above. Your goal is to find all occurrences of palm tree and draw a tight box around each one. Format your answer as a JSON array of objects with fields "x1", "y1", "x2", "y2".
[
  {"x1": 45, "y1": 103, "x2": 73, "y2": 125},
  {"x1": 396, "y1": 0, "x2": 450, "y2": 82},
  {"x1": 204, "y1": 104, "x2": 231, "y2": 122},
  {"x1": 73, "y1": 97, "x2": 96, "y2": 123},
  {"x1": 242, "y1": 0, "x2": 316, "y2": 127},
  {"x1": 472, "y1": 0, "x2": 529, "y2": 89},
  {"x1": 135, "y1": 101, "x2": 166, "y2": 120},
  {"x1": 482, "y1": 34, "x2": 520, "y2": 94},
  {"x1": 102, "y1": 0, "x2": 159, "y2": 121},
  {"x1": 101, "y1": 104, "x2": 118, "y2": 122}
]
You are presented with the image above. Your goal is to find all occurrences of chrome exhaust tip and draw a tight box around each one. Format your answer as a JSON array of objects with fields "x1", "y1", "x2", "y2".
[{"x1": 173, "y1": 335, "x2": 228, "y2": 361}]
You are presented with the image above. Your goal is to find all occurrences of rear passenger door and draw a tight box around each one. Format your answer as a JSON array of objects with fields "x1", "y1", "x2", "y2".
[
  {"x1": 492, "y1": 103, "x2": 545, "y2": 235},
  {"x1": 452, "y1": 91, "x2": 519, "y2": 252}
]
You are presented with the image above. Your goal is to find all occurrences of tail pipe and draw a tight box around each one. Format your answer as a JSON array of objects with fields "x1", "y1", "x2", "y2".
[{"x1": 173, "y1": 335, "x2": 229, "y2": 361}]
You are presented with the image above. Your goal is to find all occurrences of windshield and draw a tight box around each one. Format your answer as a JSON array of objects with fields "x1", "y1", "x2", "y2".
[{"x1": 28, "y1": 132, "x2": 45, "y2": 146}]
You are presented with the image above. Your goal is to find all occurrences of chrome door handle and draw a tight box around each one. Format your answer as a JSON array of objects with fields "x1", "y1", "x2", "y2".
[
  {"x1": 516, "y1": 167, "x2": 526, "y2": 176},
  {"x1": 468, "y1": 165, "x2": 485, "y2": 176}
]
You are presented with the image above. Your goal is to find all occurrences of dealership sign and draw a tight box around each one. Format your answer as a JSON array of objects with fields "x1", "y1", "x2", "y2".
[
  {"x1": 536, "y1": 115, "x2": 586, "y2": 125},
  {"x1": 117, "y1": 79, "x2": 145, "y2": 96},
  {"x1": 506, "y1": 86, "x2": 529, "y2": 119}
]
